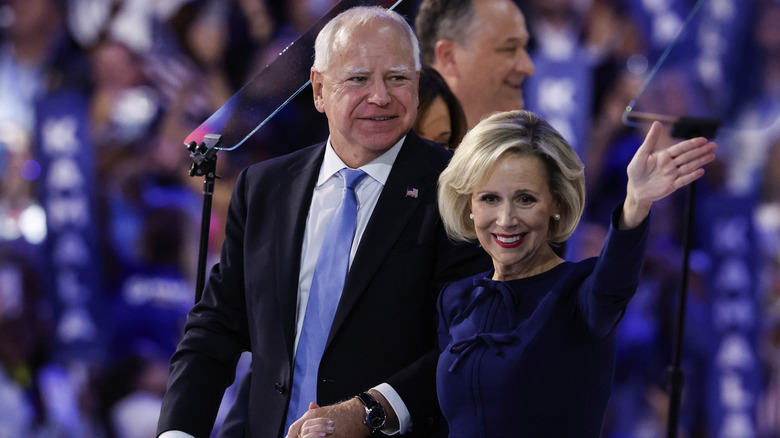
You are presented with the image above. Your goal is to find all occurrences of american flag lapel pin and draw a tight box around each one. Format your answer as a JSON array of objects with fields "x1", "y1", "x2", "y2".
[{"x1": 406, "y1": 187, "x2": 419, "y2": 198}]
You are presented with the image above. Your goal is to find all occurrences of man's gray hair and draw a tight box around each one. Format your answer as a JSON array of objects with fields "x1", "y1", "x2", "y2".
[{"x1": 313, "y1": 6, "x2": 421, "y2": 72}]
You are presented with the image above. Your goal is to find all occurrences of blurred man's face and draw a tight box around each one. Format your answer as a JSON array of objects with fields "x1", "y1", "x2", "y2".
[
  {"x1": 449, "y1": 0, "x2": 534, "y2": 129},
  {"x1": 311, "y1": 19, "x2": 419, "y2": 168}
]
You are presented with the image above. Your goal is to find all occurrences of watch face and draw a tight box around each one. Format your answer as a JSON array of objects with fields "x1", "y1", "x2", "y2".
[{"x1": 367, "y1": 406, "x2": 386, "y2": 429}]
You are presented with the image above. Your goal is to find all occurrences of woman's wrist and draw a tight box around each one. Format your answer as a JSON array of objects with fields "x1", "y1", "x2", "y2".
[{"x1": 620, "y1": 194, "x2": 650, "y2": 230}]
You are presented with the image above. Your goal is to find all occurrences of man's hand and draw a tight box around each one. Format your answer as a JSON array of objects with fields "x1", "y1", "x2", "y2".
[
  {"x1": 286, "y1": 398, "x2": 367, "y2": 438},
  {"x1": 286, "y1": 403, "x2": 335, "y2": 438},
  {"x1": 285, "y1": 390, "x2": 400, "y2": 438}
]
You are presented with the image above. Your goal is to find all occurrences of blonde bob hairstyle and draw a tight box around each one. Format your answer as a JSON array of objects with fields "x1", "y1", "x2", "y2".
[{"x1": 438, "y1": 110, "x2": 585, "y2": 244}]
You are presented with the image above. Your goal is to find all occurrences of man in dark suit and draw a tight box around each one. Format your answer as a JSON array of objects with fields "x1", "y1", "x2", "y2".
[{"x1": 156, "y1": 6, "x2": 490, "y2": 438}]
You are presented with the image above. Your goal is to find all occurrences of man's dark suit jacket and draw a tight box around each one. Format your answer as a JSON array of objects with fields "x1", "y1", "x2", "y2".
[{"x1": 156, "y1": 132, "x2": 491, "y2": 438}]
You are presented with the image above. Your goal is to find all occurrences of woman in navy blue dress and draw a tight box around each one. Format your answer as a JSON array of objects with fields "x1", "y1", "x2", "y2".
[{"x1": 435, "y1": 110, "x2": 717, "y2": 437}]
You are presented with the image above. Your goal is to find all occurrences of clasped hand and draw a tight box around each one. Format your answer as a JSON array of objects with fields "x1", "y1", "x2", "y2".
[{"x1": 286, "y1": 399, "x2": 367, "y2": 438}]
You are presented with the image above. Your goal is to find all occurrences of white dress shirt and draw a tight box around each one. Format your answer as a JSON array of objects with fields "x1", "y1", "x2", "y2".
[{"x1": 159, "y1": 138, "x2": 411, "y2": 437}]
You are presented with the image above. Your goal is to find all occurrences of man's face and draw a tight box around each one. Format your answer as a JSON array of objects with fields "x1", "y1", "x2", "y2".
[
  {"x1": 449, "y1": 0, "x2": 534, "y2": 128},
  {"x1": 311, "y1": 19, "x2": 419, "y2": 167}
]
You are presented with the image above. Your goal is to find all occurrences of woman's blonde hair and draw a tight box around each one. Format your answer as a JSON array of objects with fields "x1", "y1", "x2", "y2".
[{"x1": 438, "y1": 110, "x2": 585, "y2": 243}]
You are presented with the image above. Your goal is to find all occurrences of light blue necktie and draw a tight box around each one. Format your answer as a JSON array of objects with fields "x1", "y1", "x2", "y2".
[{"x1": 285, "y1": 168, "x2": 368, "y2": 430}]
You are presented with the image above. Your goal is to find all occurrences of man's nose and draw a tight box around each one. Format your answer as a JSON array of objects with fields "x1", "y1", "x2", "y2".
[
  {"x1": 367, "y1": 80, "x2": 392, "y2": 106},
  {"x1": 515, "y1": 50, "x2": 535, "y2": 76}
]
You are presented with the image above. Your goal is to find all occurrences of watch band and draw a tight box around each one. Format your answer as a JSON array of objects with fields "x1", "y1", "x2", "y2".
[{"x1": 355, "y1": 392, "x2": 386, "y2": 432}]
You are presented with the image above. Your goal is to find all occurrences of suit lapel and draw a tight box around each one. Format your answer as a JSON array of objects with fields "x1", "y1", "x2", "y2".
[
  {"x1": 274, "y1": 144, "x2": 324, "y2": 359},
  {"x1": 327, "y1": 134, "x2": 437, "y2": 345}
]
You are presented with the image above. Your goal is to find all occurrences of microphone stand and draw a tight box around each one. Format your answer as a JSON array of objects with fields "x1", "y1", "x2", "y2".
[
  {"x1": 187, "y1": 133, "x2": 222, "y2": 304},
  {"x1": 665, "y1": 179, "x2": 696, "y2": 438}
]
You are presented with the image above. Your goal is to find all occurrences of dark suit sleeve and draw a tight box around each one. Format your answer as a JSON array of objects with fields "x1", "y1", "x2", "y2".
[
  {"x1": 216, "y1": 371, "x2": 252, "y2": 438},
  {"x1": 385, "y1": 213, "x2": 491, "y2": 435},
  {"x1": 157, "y1": 169, "x2": 253, "y2": 437}
]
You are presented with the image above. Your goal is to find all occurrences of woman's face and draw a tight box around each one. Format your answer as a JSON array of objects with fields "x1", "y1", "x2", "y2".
[
  {"x1": 416, "y1": 96, "x2": 452, "y2": 149},
  {"x1": 470, "y1": 154, "x2": 559, "y2": 280}
]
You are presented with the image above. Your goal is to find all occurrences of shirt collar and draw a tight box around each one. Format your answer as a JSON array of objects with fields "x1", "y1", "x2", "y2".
[{"x1": 317, "y1": 136, "x2": 406, "y2": 187}]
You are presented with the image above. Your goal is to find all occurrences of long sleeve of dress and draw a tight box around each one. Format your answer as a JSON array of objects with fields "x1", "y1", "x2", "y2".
[{"x1": 577, "y1": 203, "x2": 650, "y2": 340}]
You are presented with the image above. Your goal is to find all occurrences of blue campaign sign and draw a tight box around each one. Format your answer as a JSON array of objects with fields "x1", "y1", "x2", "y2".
[
  {"x1": 698, "y1": 192, "x2": 760, "y2": 438},
  {"x1": 623, "y1": 0, "x2": 753, "y2": 119},
  {"x1": 33, "y1": 89, "x2": 107, "y2": 362},
  {"x1": 523, "y1": 45, "x2": 592, "y2": 156},
  {"x1": 624, "y1": 0, "x2": 695, "y2": 66}
]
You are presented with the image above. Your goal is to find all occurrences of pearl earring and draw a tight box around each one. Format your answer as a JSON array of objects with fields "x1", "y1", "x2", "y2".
[
  {"x1": 469, "y1": 213, "x2": 474, "y2": 220},
  {"x1": 553, "y1": 213, "x2": 561, "y2": 221}
]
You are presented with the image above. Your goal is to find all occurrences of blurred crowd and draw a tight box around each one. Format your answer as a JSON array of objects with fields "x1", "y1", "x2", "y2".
[{"x1": 0, "y1": 0, "x2": 779, "y2": 437}]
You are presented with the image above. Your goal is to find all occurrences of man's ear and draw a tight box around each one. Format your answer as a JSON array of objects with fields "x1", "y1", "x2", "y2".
[
  {"x1": 413, "y1": 69, "x2": 421, "y2": 107},
  {"x1": 311, "y1": 69, "x2": 325, "y2": 113},
  {"x1": 433, "y1": 39, "x2": 459, "y2": 78}
]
